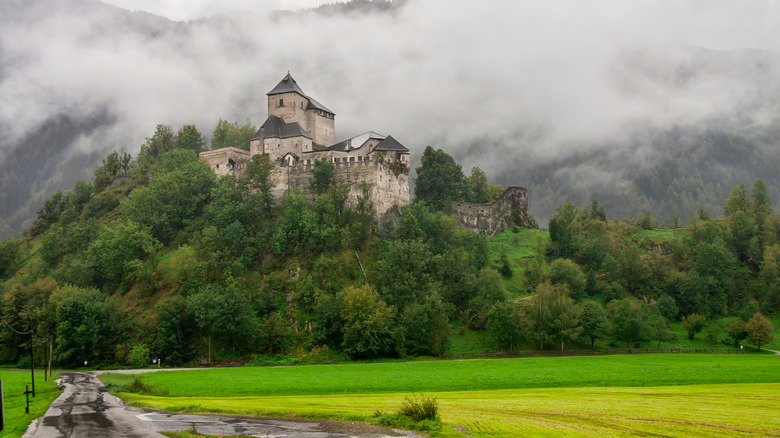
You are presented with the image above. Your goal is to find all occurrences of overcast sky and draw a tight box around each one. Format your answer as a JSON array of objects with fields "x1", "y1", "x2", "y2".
[
  {"x1": 100, "y1": 0, "x2": 330, "y2": 21},
  {"x1": 3, "y1": 0, "x2": 780, "y2": 187}
]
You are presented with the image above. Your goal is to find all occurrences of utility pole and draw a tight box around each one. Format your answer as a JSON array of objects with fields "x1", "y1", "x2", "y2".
[
  {"x1": 29, "y1": 317, "x2": 35, "y2": 397},
  {"x1": 1, "y1": 379, "x2": 5, "y2": 431}
]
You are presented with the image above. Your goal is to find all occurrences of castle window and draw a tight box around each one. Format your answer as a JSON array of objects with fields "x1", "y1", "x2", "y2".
[
  {"x1": 279, "y1": 98, "x2": 284, "y2": 107},
  {"x1": 300, "y1": 102, "x2": 303, "y2": 109}
]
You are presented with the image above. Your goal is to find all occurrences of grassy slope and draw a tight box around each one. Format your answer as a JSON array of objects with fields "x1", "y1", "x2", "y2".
[
  {"x1": 488, "y1": 228, "x2": 549, "y2": 295},
  {"x1": 103, "y1": 355, "x2": 780, "y2": 437},
  {"x1": 0, "y1": 370, "x2": 61, "y2": 438}
]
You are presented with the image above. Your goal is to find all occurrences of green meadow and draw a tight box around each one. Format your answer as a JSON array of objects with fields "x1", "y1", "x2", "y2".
[
  {"x1": 102, "y1": 354, "x2": 780, "y2": 437},
  {"x1": 0, "y1": 370, "x2": 60, "y2": 437}
]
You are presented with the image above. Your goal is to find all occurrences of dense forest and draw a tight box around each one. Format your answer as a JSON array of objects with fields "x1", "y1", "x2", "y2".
[{"x1": 0, "y1": 123, "x2": 777, "y2": 369}]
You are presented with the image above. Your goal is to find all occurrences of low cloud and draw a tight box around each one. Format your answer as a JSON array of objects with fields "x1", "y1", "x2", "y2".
[{"x1": 1, "y1": 0, "x2": 780, "y2": 225}]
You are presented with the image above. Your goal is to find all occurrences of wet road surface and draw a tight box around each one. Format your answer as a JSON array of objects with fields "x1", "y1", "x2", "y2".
[{"x1": 24, "y1": 372, "x2": 420, "y2": 438}]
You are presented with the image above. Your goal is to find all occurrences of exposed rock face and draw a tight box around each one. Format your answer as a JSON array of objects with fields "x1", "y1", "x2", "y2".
[{"x1": 452, "y1": 187, "x2": 537, "y2": 237}]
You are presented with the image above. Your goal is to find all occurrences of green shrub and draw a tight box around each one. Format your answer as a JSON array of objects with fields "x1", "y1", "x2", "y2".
[
  {"x1": 399, "y1": 394, "x2": 439, "y2": 422},
  {"x1": 127, "y1": 344, "x2": 151, "y2": 368}
]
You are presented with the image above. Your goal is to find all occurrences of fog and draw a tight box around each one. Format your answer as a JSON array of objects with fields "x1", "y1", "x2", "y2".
[{"x1": 2, "y1": 0, "x2": 780, "y2": 234}]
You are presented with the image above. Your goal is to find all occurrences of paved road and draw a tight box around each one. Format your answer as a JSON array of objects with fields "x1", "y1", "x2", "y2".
[{"x1": 24, "y1": 372, "x2": 420, "y2": 438}]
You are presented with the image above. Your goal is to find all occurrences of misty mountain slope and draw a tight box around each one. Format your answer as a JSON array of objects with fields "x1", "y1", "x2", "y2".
[
  {"x1": 0, "y1": 110, "x2": 115, "y2": 237},
  {"x1": 2, "y1": 0, "x2": 780, "y2": 239},
  {"x1": 509, "y1": 125, "x2": 780, "y2": 227}
]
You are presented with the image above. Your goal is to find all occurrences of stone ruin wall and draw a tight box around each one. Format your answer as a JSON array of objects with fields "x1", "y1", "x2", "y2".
[
  {"x1": 199, "y1": 147, "x2": 250, "y2": 176},
  {"x1": 452, "y1": 186, "x2": 537, "y2": 237}
]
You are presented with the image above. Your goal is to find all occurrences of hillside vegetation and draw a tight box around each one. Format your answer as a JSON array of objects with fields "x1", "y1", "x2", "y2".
[{"x1": 0, "y1": 125, "x2": 778, "y2": 370}]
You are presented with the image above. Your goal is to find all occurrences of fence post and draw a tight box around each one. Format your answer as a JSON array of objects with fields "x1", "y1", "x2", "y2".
[{"x1": 1, "y1": 380, "x2": 4, "y2": 431}]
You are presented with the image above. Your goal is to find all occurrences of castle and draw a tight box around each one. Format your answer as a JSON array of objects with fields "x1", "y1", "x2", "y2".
[{"x1": 199, "y1": 73, "x2": 411, "y2": 215}]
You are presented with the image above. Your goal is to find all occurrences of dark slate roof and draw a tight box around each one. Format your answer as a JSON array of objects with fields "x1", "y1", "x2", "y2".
[
  {"x1": 253, "y1": 116, "x2": 311, "y2": 140},
  {"x1": 267, "y1": 73, "x2": 307, "y2": 97},
  {"x1": 329, "y1": 139, "x2": 350, "y2": 152},
  {"x1": 306, "y1": 96, "x2": 335, "y2": 115},
  {"x1": 374, "y1": 135, "x2": 410, "y2": 153}
]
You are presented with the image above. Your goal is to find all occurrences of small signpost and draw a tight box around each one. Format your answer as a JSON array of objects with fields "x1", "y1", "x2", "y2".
[{"x1": 24, "y1": 385, "x2": 33, "y2": 414}]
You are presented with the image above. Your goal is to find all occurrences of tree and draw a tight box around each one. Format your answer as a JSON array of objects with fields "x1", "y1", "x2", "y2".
[
  {"x1": 243, "y1": 154, "x2": 276, "y2": 209},
  {"x1": 86, "y1": 219, "x2": 161, "y2": 290},
  {"x1": 681, "y1": 313, "x2": 707, "y2": 340},
  {"x1": 498, "y1": 244, "x2": 512, "y2": 278},
  {"x1": 154, "y1": 295, "x2": 195, "y2": 365},
  {"x1": 137, "y1": 124, "x2": 176, "y2": 171},
  {"x1": 579, "y1": 301, "x2": 609, "y2": 350},
  {"x1": 727, "y1": 319, "x2": 748, "y2": 347},
  {"x1": 724, "y1": 183, "x2": 752, "y2": 217},
  {"x1": 466, "y1": 167, "x2": 492, "y2": 204},
  {"x1": 0, "y1": 238, "x2": 23, "y2": 280},
  {"x1": 93, "y1": 150, "x2": 133, "y2": 193},
  {"x1": 751, "y1": 179, "x2": 773, "y2": 218},
  {"x1": 655, "y1": 294, "x2": 679, "y2": 320},
  {"x1": 607, "y1": 299, "x2": 648, "y2": 349},
  {"x1": 211, "y1": 119, "x2": 256, "y2": 150},
  {"x1": 340, "y1": 285, "x2": 397, "y2": 359},
  {"x1": 589, "y1": 200, "x2": 606, "y2": 221},
  {"x1": 745, "y1": 312, "x2": 775, "y2": 351},
  {"x1": 186, "y1": 285, "x2": 257, "y2": 364},
  {"x1": 401, "y1": 292, "x2": 450, "y2": 356},
  {"x1": 530, "y1": 282, "x2": 581, "y2": 351},
  {"x1": 54, "y1": 286, "x2": 120, "y2": 367},
  {"x1": 488, "y1": 301, "x2": 527, "y2": 352},
  {"x1": 548, "y1": 203, "x2": 581, "y2": 259},
  {"x1": 374, "y1": 239, "x2": 439, "y2": 310},
  {"x1": 309, "y1": 158, "x2": 335, "y2": 194},
  {"x1": 549, "y1": 259, "x2": 586, "y2": 299},
  {"x1": 413, "y1": 146, "x2": 466, "y2": 212},
  {"x1": 176, "y1": 124, "x2": 206, "y2": 152},
  {"x1": 122, "y1": 150, "x2": 217, "y2": 243},
  {"x1": 651, "y1": 316, "x2": 676, "y2": 348}
]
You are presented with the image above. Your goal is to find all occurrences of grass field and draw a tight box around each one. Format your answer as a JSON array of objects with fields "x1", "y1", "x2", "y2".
[
  {"x1": 102, "y1": 354, "x2": 780, "y2": 437},
  {"x1": 0, "y1": 370, "x2": 60, "y2": 437},
  {"x1": 119, "y1": 383, "x2": 780, "y2": 437}
]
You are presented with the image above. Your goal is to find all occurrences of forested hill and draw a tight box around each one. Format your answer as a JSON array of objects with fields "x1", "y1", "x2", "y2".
[{"x1": 0, "y1": 132, "x2": 777, "y2": 369}]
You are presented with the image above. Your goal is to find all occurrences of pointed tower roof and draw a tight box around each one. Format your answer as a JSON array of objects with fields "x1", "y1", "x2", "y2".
[{"x1": 267, "y1": 72, "x2": 307, "y2": 97}]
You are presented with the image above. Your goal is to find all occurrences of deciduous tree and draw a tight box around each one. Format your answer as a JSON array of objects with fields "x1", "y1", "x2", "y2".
[
  {"x1": 413, "y1": 146, "x2": 466, "y2": 212},
  {"x1": 745, "y1": 312, "x2": 775, "y2": 351}
]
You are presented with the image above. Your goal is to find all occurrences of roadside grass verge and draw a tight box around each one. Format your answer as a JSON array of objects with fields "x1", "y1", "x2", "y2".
[
  {"x1": 0, "y1": 370, "x2": 61, "y2": 437},
  {"x1": 120, "y1": 383, "x2": 780, "y2": 438},
  {"x1": 99, "y1": 354, "x2": 780, "y2": 398}
]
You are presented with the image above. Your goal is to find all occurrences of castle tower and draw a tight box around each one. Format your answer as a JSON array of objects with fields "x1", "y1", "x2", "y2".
[{"x1": 265, "y1": 73, "x2": 335, "y2": 147}]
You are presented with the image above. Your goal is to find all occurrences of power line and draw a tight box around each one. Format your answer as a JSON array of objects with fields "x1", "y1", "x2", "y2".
[{"x1": 1, "y1": 319, "x2": 32, "y2": 335}]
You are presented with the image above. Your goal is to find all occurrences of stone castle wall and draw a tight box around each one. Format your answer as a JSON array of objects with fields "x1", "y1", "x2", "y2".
[
  {"x1": 276, "y1": 155, "x2": 410, "y2": 216},
  {"x1": 452, "y1": 187, "x2": 537, "y2": 237}
]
